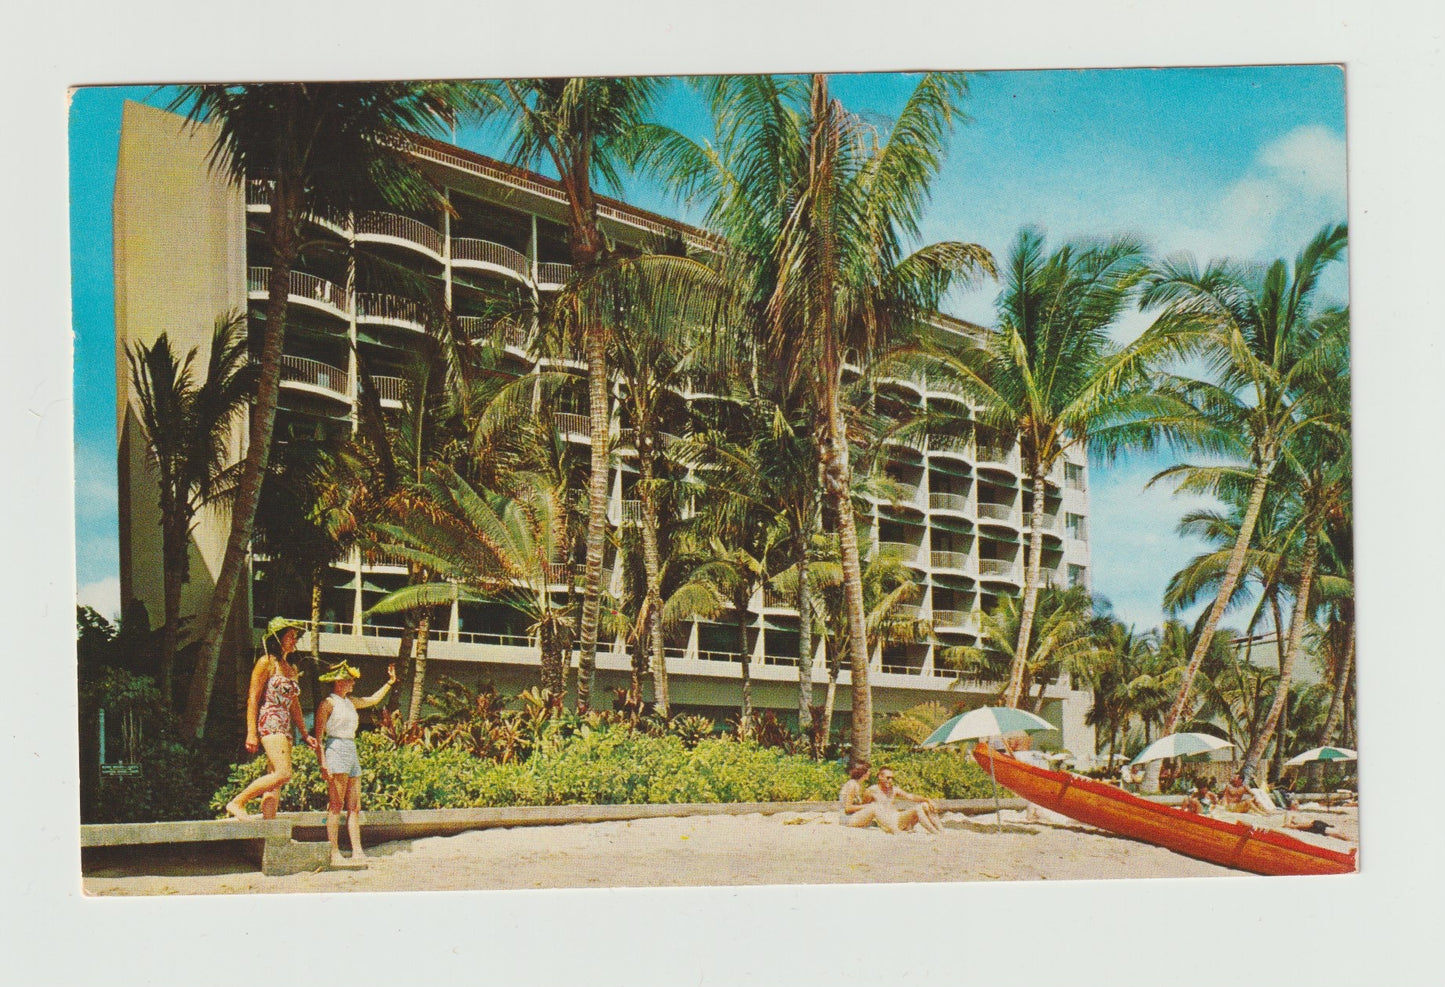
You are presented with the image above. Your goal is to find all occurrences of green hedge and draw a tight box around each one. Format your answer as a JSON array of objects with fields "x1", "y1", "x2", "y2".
[{"x1": 210, "y1": 728, "x2": 994, "y2": 813}]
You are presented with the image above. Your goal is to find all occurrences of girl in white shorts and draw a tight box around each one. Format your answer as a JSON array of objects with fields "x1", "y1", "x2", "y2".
[{"x1": 315, "y1": 661, "x2": 395, "y2": 865}]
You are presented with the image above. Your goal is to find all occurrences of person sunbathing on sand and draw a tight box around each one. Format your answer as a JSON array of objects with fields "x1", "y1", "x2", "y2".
[
  {"x1": 865, "y1": 768, "x2": 944, "y2": 835},
  {"x1": 1285, "y1": 817, "x2": 1353, "y2": 841},
  {"x1": 1220, "y1": 775, "x2": 1255, "y2": 813},
  {"x1": 840, "y1": 762, "x2": 894, "y2": 832}
]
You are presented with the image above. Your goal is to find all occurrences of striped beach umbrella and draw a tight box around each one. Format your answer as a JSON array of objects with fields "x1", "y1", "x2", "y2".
[
  {"x1": 1283, "y1": 745, "x2": 1357, "y2": 769},
  {"x1": 1129, "y1": 732, "x2": 1235, "y2": 765},
  {"x1": 921, "y1": 706, "x2": 1056, "y2": 747}
]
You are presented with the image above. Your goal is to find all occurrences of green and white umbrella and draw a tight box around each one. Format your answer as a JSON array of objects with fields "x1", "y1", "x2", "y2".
[
  {"x1": 921, "y1": 706, "x2": 1056, "y2": 832},
  {"x1": 921, "y1": 706, "x2": 1056, "y2": 748},
  {"x1": 1283, "y1": 745, "x2": 1357, "y2": 769},
  {"x1": 1129, "y1": 732, "x2": 1235, "y2": 765}
]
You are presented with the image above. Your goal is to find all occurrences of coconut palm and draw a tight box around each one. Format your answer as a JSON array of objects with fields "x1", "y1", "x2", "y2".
[
  {"x1": 1138, "y1": 222, "x2": 1348, "y2": 736},
  {"x1": 1084, "y1": 618, "x2": 1154, "y2": 763},
  {"x1": 636, "y1": 73, "x2": 994, "y2": 760},
  {"x1": 368, "y1": 467, "x2": 574, "y2": 703},
  {"x1": 126, "y1": 313, "x2": 256, "y2": 706},
  {"x1": 482, "y1": 77, "x2": 664, "y2": 714},
  {"x1": 173, "y1": 82, "x2": 462, "y2": 738}
]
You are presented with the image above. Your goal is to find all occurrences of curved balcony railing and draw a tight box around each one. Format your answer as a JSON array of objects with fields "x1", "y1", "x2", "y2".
[
  {"x1": 975, "y1": 444, "x2": 1018, "y2": 470},
  {"x1": 1027, "y1": 512, "x2": 1063, "y2": 533},
  {"x1": 279, "y1": 354, "x2": 349, "y2": 401},
  {"x1": 931, "y1": 609, "x2": 972, "y2": 630},
  {"x1": 356, "y1": 292, "x2": 425, "y2": 332},
  {"x1": 876, "y1": 541, "x2": 921, "y2": 564},
  {"x1": 977, "y1": 502, "x2": 1018, "y2": 524},
  {"x1": 536, "y1": 261, "x2": 573, "y2": 287},
  {"x1": 248, "y1": 267, "x2": 348, "y2": 317},
  {"x1": 451, "y1": 238, "x2": 531, "y2": 281},
  {"x1": 978, "y1": 558, "x2": 1022, "y2": 581},
  {"x1": 355, "y1": 211, "x2": 444, "y2": 258},
  {"x1": 372, "y1": 375, "x2": 408, "y2": 405},
  {"x1": 929, "y1": 492, "x2": 971, "y2": 514},
  {"x1": 930, "y1": 550, "x2": 970, "y2": 571},
  {"x1": 553, "y1": 412, "x2": 591, "y2": 437}
]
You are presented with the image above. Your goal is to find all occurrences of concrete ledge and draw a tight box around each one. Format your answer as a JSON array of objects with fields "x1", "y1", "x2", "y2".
[{"x1": 81, "y1": 819, "x2": 292, "y2": 847}]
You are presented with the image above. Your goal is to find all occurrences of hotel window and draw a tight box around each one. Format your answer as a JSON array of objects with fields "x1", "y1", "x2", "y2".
[
  {"x1": 1068, "y1": 564, "x2": 1087, "y2": 588},
  {"x1": 1066, "y1": 513, "x2": 1087, "y2": 540},
  {"x1": 1064, "y1": 462, "x2": 1085, "y2": 490}
]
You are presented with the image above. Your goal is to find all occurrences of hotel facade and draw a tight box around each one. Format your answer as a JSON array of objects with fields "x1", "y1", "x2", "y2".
[{"x1": 113, "y1": 100, "x2": 1097, "y2": 753}]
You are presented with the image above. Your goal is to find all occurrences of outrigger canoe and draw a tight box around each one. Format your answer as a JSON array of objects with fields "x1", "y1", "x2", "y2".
[{"x1": 971, "y1": 742, "x2": 1357, "y2": 876}]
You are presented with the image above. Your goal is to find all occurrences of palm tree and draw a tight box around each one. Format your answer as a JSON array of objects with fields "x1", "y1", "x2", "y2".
[
  {"x1": 368, "y1": 467, "x2": 573, "y2": 705},
  {"x1": 173, "y1": 82, "x2": 461, "y2": 738},
  {"x1": 1085, "y1": 618, "x2": 1154, "y2": 764},
  {"x1": 943, "y1": 585, "x2": 1108, "y2": 713},
  {"x1": 637, "y1": 73, "x2": 994, "y2": 760},
  {"x1": 1138, "y1": 222, "x2": 1348, "y2": 737},
  {"x1": 126, "y1": 313, "x2": 255, "y2": 706},
  {"x1": 907, "y1": 229, "x2": 1151, "y2": 708},
  {"x1": 483, "y1": 77, "x2": 664, "y2": 713}
]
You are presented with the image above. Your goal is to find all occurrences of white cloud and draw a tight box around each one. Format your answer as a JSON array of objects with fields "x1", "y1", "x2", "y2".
[
  {"x1": 1259, "y1": 125, "x2": 1348, "y2": 200},
  {"x1": 77, "y1": 576, "x2": 121, "y2": 620}
]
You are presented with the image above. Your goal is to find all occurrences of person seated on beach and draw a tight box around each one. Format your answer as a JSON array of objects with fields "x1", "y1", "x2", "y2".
[
  {"x1": 1220, "y1": 775, "x2": 1257, "y2": 813},
  {"x1": 865, "y1": 768, "x2": 945, "y2": 835},
  {"x1": 1181, "y1": 779, "x2": 1216, "y2": 814},
  {"x1": 1159, "y1": 761, "x2": 1177, "y2": 791},
  {"x1": 840, "y1": 762, "x2": 895, "y2": 832}
]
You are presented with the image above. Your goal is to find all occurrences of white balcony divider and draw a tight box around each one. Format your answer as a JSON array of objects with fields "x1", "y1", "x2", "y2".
[
  {"x1": 977, "y1": 501, "x2": 1017, "y2": 523},
  {"x1": 553, "y1": 412, "x2": 591, "y2": 437},
  {"x1": 249, "y1": 267, "x2": 348, "y2": 314},
  {"x1": 451, "y1": 237, "x2": 530, "y2": 278},
  {"x1": 929, "y1": 491, "x2": 970, "y2": 513},
  {"x1": 356, "y1": 211, "x2": 444, "y2": 256},
  {"x1": 356, "y1": 292, "x2": 424, "y2": 329},
  {"x1": 930, "y1": 549, "x2": 970, "y2": 571},
  {"x1": 279, "y1": 354, "x2": 349, "y2": 398},
  {"x1": 536, "y1": 261, "x2": 573, "y2": 286}
]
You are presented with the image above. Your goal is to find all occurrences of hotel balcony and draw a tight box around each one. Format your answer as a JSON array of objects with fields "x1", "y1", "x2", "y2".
[
  {"x1": 355, "y1": 211, "x2": 445, "y2": 265},
  {"x1": 978, "y1": 558, "x2": 1024, "y2": 585},
  {"x1": 929, "y1": 549, "x2": 972, "y2": 574},
  {"x1": 930, "y1": 608, "x2": 975, "y2": 634},
  {"x1": 875, "y1": 541, "x2": 923, "y2": 566},
  {"x1": 278, "y1": 354, "x2": 350, "y2": 404},
  {"x1": 976, "y1": 501, "x2": 1020, "y2": 527},
  {"x1": 248, "y1": 267, "x2": 348, "y2": 322},
  {"x1": 356, "y1": 292, "x2": 426, "y2": 334},
  {"x1": 975, "y1": 443, "x2": 1020, "y2": 474},
  {"x1": 451, "y1": 237, "x2": 532, "y2": 285},
  {"x1": 373, "y1": 375, "x2": 408, "y2": 409},
  {"x1": 536, "y1": 261, "x2": 573, "y2": 290},
  {"x1": 928, "y1": 491, "x2": 972, "y2": 515}
]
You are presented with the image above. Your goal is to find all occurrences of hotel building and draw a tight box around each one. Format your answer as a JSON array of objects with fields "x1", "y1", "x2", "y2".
[{"x1": 113, "y1": 100, "x2": 1097, "y2": 753}]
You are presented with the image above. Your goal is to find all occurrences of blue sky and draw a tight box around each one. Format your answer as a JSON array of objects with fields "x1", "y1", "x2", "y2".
[{"x1": 71, "y1": 67, "x2": 1348, "y2": 632}]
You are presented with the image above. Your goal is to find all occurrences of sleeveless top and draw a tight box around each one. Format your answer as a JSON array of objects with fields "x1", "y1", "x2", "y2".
[{"x1": 324, "y1": 694, "x2": 359, "y2": 740}]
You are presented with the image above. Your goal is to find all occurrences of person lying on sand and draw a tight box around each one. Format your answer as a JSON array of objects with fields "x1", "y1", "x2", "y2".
[
  {"x1": 1285, "y1": 817, "x2": 1354, "y2": 841},
  {"x1": 840, "y1": 762, "x2": 895, "y2": 832},
  {"x1": 865, "y1": 768, "x2": 944, "y2": 835}
]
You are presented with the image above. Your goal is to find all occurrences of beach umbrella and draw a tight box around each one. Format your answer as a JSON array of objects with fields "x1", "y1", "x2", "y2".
[
  {"x1": 1283, "y1": 745, "x2": 1358, "y2": 769},
  {"x1": 922, "y1": 706, "x2": 1056, "y2": 832},
  {"x1": 1129, "y1": 732, "x2": 1235, "y2": 766}
]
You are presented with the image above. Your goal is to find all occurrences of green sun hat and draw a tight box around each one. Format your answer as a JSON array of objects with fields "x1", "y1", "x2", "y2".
[
  {"x1": 265, "y1": 616, "x2": 308, "y2": 640},
  {"x1": 318, "y1": 660, "x2": 363, "y2": 683}
]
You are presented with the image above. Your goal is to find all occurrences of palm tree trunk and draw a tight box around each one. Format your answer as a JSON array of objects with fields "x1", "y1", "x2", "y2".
[
  {"x1": 160, "y1": 519, "x2": 184, "y2": 708},
  {"x1": 405, "y1": 610, "x2": 432, "y2": 727},
  {"x1": 824, "y1": 393, "x2": 872, "y2": 763},
  {"x1": 638, "y1": 446, "x2": 669, "y2": 717},
  {"x1": 737, "y1": 594, "x2": 753, "y2": 738},
  {"x1": 303, "y1": 572, "x2": 323, "y2": 714},
  {"x1": 822, "y1": 636, "x2": 840, "y2": 753},
  {"x1": 181, "y1": 181, "x2": 302, "y2": 739},
  {"x1": 575, "y1": 322, "x2": 609, "y2": 713},
  {"x1": 1162, "y1": 466, "x2": 1273, "y2": 735},
  {"x1": 795, "y1": 537, "x2": 814, "y2": 740},
  {"x1": 540, "y1": 623, "x2": 565, "y2": 703},
  {"x1": 1320, "y1": 619, "x2": 1355, "y2": 745},
  {"x1": 1007, "y1": 461, "x2": 1049, "y2": 708},
  {"x1": 1243, "y1": 515, "x2": 1323, "y2": 778}
]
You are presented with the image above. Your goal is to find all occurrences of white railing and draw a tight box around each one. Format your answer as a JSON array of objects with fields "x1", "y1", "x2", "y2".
[
  {"x1": 876, "y1": 541, "x2": 920, "y2": 564},
  {"x1": 553, "y1": 412, "x2": 591, "y2": 437},
  {"x1": 978, "y1": 558, "x2": 1021, "y2": 580},
  {"x1": 536, "y1": 261, "x2": 573, "y2": 286},
  {"x1": 279, "y1": 354, "x2": 348, "y2": 398},
  {"x1": 542, "y1": 561, "x2": 574, "y2": 584},
  {"x1": 761, "y1": 654, "x2": 798, "y2": 666},
  {"x1": 248, "y1": 267, "x2": 348, "y2": 314},
  {"x1": 356, "y1": 211, "x2": 444, "y2": 256},
  {"x1": 976, "y1": 444, "x2": 1017, "y2": 468},
  {"x1": 931, "y1": 609, "x2": 971, "y2": 629},
  {"x1": 929, "y1": 492, "x2": 970, "y2": 513},
  {"x1": 879, "y1": 663, "x2": 922, "y2": 676},
  {"x1": 619, "y1": 500, "x2": 644, "y2": 524},
  {"x1": 245, "y1": 179, "x2": 272, "y2": 206},
  {"x1": 930, "y1": 550, "x2": 970, "y2": 571},
  {"x1": 892, "y1": 605, "x2": 923, "y2": 620},
  {"x1": 373, "y1": 375, "x2": 408, "y2": 404},
  {"x1": 1028, "y1": 513, "x2": 1063, "y2": 533},
  {"x1": 696, "y1": 649, "x2": 745, "y2": 663},
  {"x1": 356, "y1": 292, "x2": 424, "y2": 329},
  {"x1": 453, "y1": 628, "x2": 534, "y2": 648},
  {"x1": 452, "y1": 237, "x2": 530, "y2": 278},
  {"x1": 977, "y1": 502, "x2": 1017, "y2": 523}
]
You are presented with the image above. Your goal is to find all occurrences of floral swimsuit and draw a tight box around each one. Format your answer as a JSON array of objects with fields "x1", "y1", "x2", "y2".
[{"x1": 256, "y1": 669, "x2": 301, "y2": 738}]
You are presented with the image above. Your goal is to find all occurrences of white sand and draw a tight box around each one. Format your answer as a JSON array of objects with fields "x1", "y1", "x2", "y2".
[{"x1": 81, "y1": 807, "x2": 1357, "y2": 896}]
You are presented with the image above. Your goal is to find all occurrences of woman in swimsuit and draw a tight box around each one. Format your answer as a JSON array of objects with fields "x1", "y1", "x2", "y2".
[
  {"x1": 224, "y1": 621, "x2": 316, "y2": 820},
  {"x1": 315, "y1": 660, "x2": 395, "y2": 865},
  {"x1": 840, "y1": 762, "x2": 893, "y2": 832}
]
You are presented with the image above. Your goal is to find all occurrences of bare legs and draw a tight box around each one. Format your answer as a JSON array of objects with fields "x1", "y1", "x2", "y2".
[
  {"x1": 844, "y1": 803, "x2": 897, "y2": 833},
  {"x1": 225, "y1": 735, "x2": 292, "y2": 820},
  {"x1": 326, "y1": 771, "x2": 366, "y2": 865}
]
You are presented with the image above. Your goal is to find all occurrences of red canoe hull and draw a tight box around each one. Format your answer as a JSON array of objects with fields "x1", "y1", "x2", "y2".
[{"x1": 971, "y1": 743, "x2": 1357, "y2": 877}]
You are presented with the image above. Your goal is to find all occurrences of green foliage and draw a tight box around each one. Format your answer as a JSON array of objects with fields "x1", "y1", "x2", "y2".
[{"x1": 870, "y1": 749, "x2": 995, "y2": 800}]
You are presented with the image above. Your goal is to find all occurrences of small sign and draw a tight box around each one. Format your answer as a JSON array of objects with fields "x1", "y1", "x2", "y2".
[{"x1": 101, "y1": 763, "x2": 141, "y2": 777}]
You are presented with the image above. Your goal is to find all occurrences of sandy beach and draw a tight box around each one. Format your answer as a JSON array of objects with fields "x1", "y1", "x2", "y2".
[{"x1": 82, "y1": 806, "x2": 1357, "y2": 896}]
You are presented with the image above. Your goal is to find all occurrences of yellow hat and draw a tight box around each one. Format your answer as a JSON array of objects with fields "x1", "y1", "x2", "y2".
[{"x1": 318, "y1": 660, "x2": 362, "y2": 682}]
